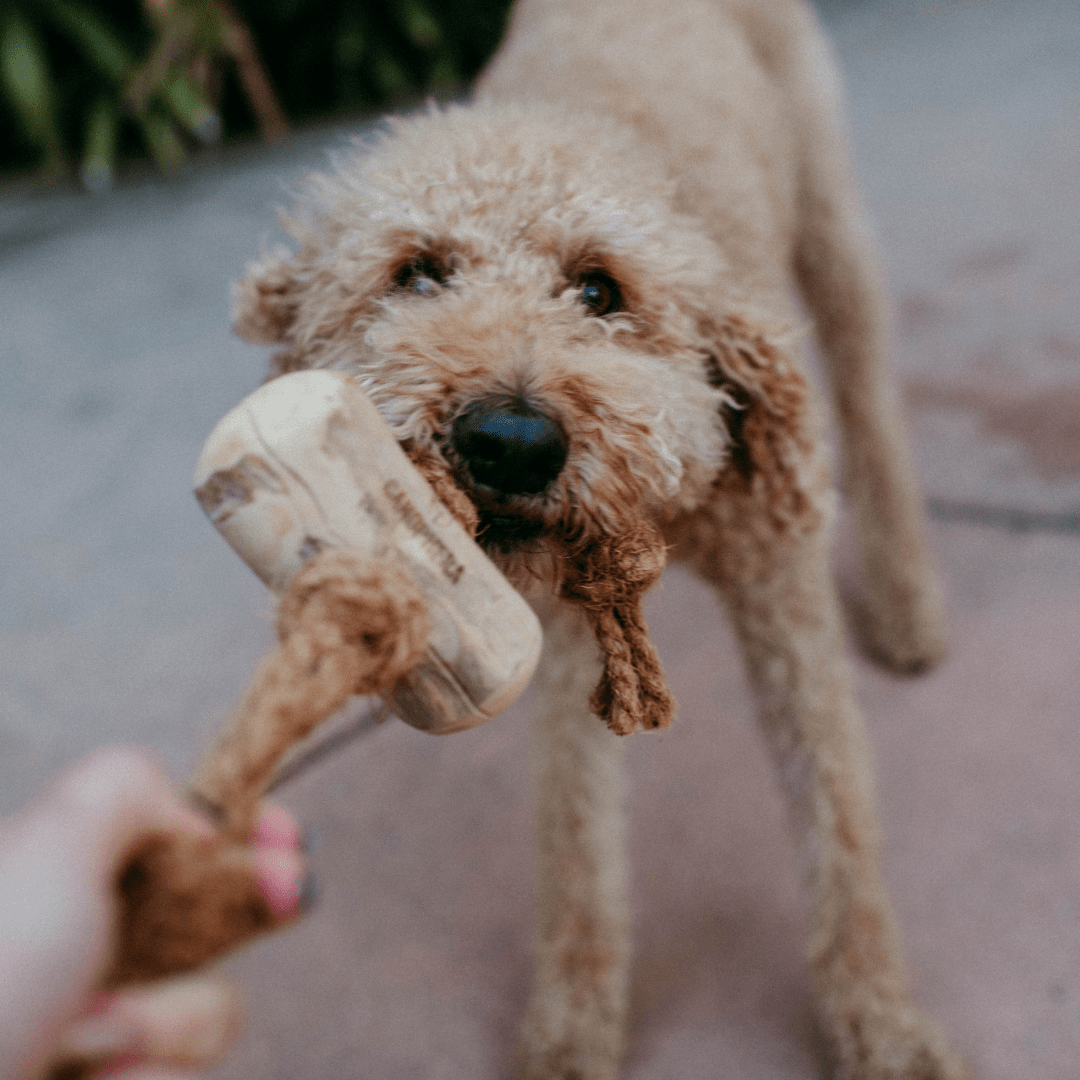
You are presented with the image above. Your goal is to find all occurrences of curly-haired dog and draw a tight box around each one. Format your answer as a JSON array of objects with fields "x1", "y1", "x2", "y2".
[{"x1": 210, "y1": 0, "x2": 968, "y2": 1077}]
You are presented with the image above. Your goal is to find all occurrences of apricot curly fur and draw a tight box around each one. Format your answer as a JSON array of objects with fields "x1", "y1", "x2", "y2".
[
  {"x1": 188, "y1": 0, "x2": 964, "y2": 1077},
  {"x1": 405, "y1": 445, "x2": 481, "y2": 538}
]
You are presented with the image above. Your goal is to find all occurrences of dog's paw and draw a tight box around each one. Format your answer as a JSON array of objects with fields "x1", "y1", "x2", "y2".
[
  {"x1": 512, "y1": 1044, "x2": 617, "y2": 1080},
  {"x1": 849, "y1": 583, "x2": 949, "y2": 676},
  {"x1": 108, "y1": 830, "x2": 300, "y2": 986},
  {"x1": 829, "y1": 1000, "x2": 974, "y2": 1080}
]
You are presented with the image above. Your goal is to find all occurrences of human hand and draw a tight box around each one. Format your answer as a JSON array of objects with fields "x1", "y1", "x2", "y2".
[{"x1": 0, "y1": 747, "x2": 309, "y2": 1080}]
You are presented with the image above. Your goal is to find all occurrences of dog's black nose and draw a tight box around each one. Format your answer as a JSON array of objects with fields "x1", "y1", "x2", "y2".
[{"x1": 452, "y1": 397, "x2": 568, "y2": 496}]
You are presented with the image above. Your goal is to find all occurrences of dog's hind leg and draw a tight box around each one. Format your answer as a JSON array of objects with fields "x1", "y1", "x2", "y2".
[
  {"x1": 515, "y1": 598, "x2": 630, "y2": 1080},
  {"x1": 677, "y1": 432, "x2": 970, "y2": 1077},
  {"x1": 717, "y1": 532, "x2": 968, "y2": 1077},
  {"x1": 785, "y1": 15, "x2": 947, "y2": 673}
]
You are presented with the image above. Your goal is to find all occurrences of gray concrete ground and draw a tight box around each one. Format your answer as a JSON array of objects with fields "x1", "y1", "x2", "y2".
[{"x1": 1, "y1": 0, "x2": 1078, "y2": 1077}]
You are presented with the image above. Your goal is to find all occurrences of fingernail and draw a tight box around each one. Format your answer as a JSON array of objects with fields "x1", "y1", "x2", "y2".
[
  {"x1": 255, "y1": 850, "x2": 306, "y2": 918},
  {"x1": 250, "y1": 805, "x2": 303, "y2": 852},
  {"x1": 297, "y1": 869, "x2": 321, "y2": 913}
]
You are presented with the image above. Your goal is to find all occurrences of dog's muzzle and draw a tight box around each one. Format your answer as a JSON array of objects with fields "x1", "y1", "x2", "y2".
[{"x1": 451, "y1": 396, "x2": 568, "y2": 497}]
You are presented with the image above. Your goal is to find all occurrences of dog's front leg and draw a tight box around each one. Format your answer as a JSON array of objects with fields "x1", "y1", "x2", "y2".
[
  {"x1": 516, "y1": 597, "x2": 630, "y2": 1080},
  {"x1": 698, "y1": 510, "x2": 971, "y2": 1080}
]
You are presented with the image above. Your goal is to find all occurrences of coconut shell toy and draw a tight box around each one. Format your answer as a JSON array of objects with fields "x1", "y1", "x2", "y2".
[{"x1": 187, "y1": 370, "x2": 545, "y2": 834}]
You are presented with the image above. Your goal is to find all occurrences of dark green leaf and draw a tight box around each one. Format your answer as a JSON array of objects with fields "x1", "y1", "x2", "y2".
[
  {"x1": 81, "y1": 95, "x2": 118, "y2": 191},
  {"x1": 162, "y1": 69, "x2": 220, "y2": 142},
  {"x1": 37, "y1": 0, "x2": 134, "y2": 83},
  {"x1": 140, "y1": 110, "x2": 186, "y2": 170},
  {"x1": 1, "y1": 12, "x2": 65, "y2": 174}
]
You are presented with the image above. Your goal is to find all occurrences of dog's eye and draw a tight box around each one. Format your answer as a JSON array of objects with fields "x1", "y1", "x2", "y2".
[
  {"x1": 395, "y1": 258, "x2": 448, "y2": 295},
  {"x1": 578, "y1": 273, "x2": 621, "y2": 316}
]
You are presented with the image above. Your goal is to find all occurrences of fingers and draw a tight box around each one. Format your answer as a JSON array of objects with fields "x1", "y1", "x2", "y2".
[
  {"x1": 0, "y1": 750, "x2": 206, "y2": 1077},
  {"x1": 249, "y1": 803, "x2": 303, "y2": 852},
  {"x1": 31, "y1": 748, "x2": 214, "y2": 888},
  {"x1": 108, "y1": 804, "x2": 314, "y2": 985},
  {"x1": 60, "y1": 974, "x2": 243, "y2": 1077},
  {"x1": 248, "y1": 804, "x2": 309, "y2": 919},
  {"x1": 253, "y1": 847, "x2": 309, "y2": 919},
  {"x1": 37, "y1": 750, "x2": 314, "y2": 915},
  {"x1": 0, "y1": 751, "x2": 314, "y2": 1080}
]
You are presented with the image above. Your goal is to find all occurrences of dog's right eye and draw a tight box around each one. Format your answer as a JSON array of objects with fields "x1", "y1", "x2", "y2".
[
  {"x1": 577, "y1": 272, "x2": 621, "y2": 316},
  {"x1": 395, "y1": 258, "x2": 448, "y2": 295}
]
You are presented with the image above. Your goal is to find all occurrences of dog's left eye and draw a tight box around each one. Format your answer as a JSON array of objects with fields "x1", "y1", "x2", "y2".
[
  {"x1": 578, "y1": 273, "x2": 621, "y2": 316},
  {"x1": 395, "y1": 258, "x2": 448, "y2": 295}
]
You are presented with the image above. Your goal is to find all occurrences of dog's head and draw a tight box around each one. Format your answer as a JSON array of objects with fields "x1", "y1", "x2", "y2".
[{"x1": 234, "y1": 102, "x2": 787, "y2": 587}]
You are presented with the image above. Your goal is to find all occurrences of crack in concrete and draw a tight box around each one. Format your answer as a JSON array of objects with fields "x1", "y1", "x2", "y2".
[{"x1": 927, "y1": 498, "x2": 1080, "y2": 535}]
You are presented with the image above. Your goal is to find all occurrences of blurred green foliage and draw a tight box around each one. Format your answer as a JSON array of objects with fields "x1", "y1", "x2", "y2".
[
  {"x1": 239, "y1": 0, "x2": 511, "y2": 119},
  {"x1": 1, "y1": 0, "x2": 513, "y2": 187}
]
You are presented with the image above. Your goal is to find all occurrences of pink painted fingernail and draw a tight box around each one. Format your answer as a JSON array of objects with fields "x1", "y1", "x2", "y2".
[
  {"x1": 255, "y1": 850, "x2": 306, "y2": 918},
  {"x1": 250, "y1": 805, "x2": 303, "y2": 851}
]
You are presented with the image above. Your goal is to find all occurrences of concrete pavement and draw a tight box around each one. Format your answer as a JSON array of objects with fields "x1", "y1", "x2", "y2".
[{"x1": 1, "y1": 1, "x2": 1078, "y2": 1077}]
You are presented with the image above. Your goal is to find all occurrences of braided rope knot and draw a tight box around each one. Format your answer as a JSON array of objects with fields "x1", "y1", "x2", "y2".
[
  {"x1": 560, "y1": 521, "x2": 667, "y2": 611},
  {"x1": 560, "y1": 520, "x2": 675, "y2": 736},
  {"x1": 276, "y1": 549, "x2": 430, "y2": 695}
]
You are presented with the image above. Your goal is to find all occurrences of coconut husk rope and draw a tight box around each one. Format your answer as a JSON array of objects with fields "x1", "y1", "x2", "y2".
[
  {"x1": 188, "y1": 549, "x2": 430, "y2": 840},
  {"x1": 560, "y1": 520, "x2": 676, "y2": 735}
]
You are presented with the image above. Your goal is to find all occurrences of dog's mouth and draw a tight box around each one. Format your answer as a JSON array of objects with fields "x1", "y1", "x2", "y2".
[
  {"x1": 434, "y1": 450, "x2": 551, "y2": 554},
  {"x1": 433, "y1": 393, "x2": 571, "y2": 556},
  {"x1": 459, "y1": 479, "x2": 552, "y2": 555},
  {"x1": 475, "y1": 509, "x2": 548, "y2": 553}
]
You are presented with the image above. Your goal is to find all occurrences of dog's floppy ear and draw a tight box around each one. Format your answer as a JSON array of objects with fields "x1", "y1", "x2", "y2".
[
  {"x1": 232, "y1": 250, "x2": 306, "y2": 347},
  {"x1": 699, "y1": 313, "x2": 812, "y2": 490},
  {"x1": 233, "y1": 250, "x2": 315, "y2": 380}
]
